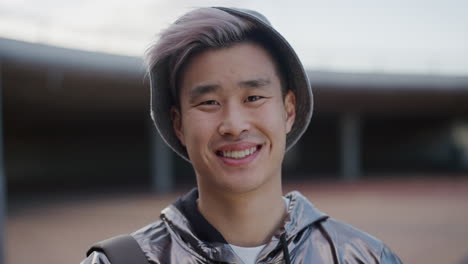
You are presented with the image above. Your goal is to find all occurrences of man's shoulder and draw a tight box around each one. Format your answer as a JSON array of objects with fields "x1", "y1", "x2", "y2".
[
  {"x1": 81, "y1": 219, "x2": 171, "y2": 264},
  {"x1": 318, "y1": 217, "x2": 402, "y2": 263},
  {"x1": 131, "y1": 218, "x2": 171, "y2": 250},
  {"x1": 321, "y1": 217, "x2": 383, "y2": 249}
]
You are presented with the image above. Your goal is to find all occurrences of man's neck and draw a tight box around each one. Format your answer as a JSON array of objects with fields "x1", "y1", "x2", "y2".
[{"x1": 197, "y1": 181, "x2": 286, "y2": 247}]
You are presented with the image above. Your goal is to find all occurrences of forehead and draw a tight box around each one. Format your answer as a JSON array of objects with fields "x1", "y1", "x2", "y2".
[{"x1": 179, "y1": 42, "x2": 280, "y2": 95}]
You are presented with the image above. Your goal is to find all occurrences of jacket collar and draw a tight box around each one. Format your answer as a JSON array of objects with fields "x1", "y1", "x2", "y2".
[
  {"x1": 173, "y1": 188, "x2": 227, "y2": 243},
  {"x1": 160, "y1": 188, "x2": 328, "y2": 262},
  {"x1": 283, "y1": 191, "x2": 329, "y2": 240}
]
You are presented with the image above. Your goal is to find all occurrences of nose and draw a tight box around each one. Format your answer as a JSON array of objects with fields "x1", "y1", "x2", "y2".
[{"x1": 218, "y1": 104, "x2": 250, "y2": 138}]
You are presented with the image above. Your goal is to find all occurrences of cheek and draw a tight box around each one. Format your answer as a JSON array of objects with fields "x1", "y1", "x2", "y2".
[
  {"x1": 252, "y1": 102, "x2": 288, "y2": 133},
  {"x1": 182, "y1": 111, "x2": 219, "y2": 148}
]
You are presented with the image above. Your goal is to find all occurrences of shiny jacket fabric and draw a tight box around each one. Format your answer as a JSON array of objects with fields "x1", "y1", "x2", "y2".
[{"x1": 83, "y1": 190, "x2": 402, "y2": 264}]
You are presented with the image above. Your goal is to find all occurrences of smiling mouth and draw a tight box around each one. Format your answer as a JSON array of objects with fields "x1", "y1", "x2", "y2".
[{"x1": 216, "y1": 145, "x2": 262, "y2": 159}]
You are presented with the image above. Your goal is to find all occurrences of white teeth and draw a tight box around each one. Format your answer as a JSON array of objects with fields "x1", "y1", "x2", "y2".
[{"x1": 221, "y1": 146, "x2": 258, "y2": 159}]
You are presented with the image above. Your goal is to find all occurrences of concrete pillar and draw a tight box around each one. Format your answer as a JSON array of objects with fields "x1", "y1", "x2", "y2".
[
  {"x1": 340, "y1": 113, "x2": 361, "y2": 181},
  {"x1": 0, "y1": 61, "x2": 6, "y2": 264},
  {"x1": 150, "y1": 123, "x2": 174, "y2": 193},
  {"x1": 451, "y1": 119, "x2": 468, "y2": 170}
]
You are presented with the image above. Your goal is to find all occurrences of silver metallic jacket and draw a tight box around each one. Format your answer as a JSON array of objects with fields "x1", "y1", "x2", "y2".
[{"x1": 83, "y1": 190, "x2": 403, "y2": 264}]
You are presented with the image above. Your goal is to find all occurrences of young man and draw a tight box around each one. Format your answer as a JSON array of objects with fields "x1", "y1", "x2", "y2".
[{"x1": 83, "y1": 7, "x2": 403, "y2": 264}]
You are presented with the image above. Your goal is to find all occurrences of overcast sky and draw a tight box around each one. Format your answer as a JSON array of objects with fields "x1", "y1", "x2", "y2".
[{"x1": 1, "y1": 0, "x2": 467, "y2": 75}]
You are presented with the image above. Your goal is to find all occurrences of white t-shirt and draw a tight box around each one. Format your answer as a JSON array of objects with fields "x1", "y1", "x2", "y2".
[
  {"x1": 228, "y1": 197, "x2": 290, "y2": 264},
  {"x1": 230, "y1": 244, "x2": 265, "y2": 264}
]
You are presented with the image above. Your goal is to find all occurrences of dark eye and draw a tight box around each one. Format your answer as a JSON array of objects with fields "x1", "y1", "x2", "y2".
[
  {"x1": 246, "y1": 96, "x2": 264, "y2": 102},
  {"x1": 200, "y1": 100, "x2": 219, "y2": 106}
]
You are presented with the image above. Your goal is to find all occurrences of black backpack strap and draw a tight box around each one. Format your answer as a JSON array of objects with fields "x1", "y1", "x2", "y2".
[{"x1": 86, "y1": 234, "x2": 149, "y2": 264}]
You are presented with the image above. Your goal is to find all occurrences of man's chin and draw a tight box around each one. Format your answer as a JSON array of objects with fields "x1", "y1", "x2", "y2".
[{"x1": 213, "y1": 172, "x2": 272, "y2": 194}]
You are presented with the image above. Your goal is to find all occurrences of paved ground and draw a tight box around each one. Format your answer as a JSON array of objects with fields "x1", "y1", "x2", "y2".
[{"x1": 7, "y1": 177, "x2": 468, "y2": 264}]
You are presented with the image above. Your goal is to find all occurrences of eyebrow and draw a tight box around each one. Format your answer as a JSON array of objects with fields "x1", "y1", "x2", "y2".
[
  {"x1": 238, "y1": 78, "x2": 271, "y2": 89},
  {"x1": 189, "y1": 83, "x2": 221, "y2": 104}
]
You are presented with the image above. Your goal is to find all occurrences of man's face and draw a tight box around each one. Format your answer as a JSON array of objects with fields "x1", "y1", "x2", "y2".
[{"x1": 172, "y1": 42, "x2": 296, "y2": 194}]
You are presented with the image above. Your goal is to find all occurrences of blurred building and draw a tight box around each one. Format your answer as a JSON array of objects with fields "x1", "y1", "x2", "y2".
[{"x1": 1, "y1": 37, "x2": 468, "y2": 195}]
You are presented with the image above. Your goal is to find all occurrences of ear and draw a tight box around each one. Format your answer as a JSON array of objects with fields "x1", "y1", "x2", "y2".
[
  {"x1": 171, "y1": 106, "x2": 186, "y2": 146},
  {"x1": 284, "y1": 90, "x2": 296, "y2": 134}
]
